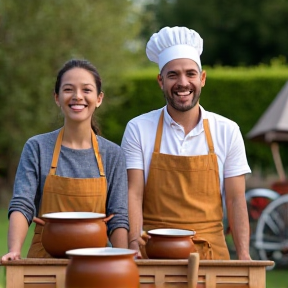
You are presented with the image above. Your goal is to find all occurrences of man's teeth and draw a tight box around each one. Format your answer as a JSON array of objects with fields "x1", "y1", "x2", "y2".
[{"x1": 175, "y1": 91, "x2": 192, "y2": 96}]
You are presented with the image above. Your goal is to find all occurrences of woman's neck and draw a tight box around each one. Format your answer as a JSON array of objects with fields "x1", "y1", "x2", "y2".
[{"x1": 62, "y1": 123, "x2": 93, "y2": 149}]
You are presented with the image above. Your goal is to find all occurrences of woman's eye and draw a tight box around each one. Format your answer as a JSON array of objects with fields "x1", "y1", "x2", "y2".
[
  {"x1": 64, "y1": 88, "x2": 72, "y2": 92},
  {"x1": 84, "y1": 89, "x2": 92, "y2": 93}
]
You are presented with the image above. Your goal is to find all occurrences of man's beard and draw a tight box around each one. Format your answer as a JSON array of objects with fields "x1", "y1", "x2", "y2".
[{"x1": 163, "y1": 91, "x2": 201, "y2": 112}]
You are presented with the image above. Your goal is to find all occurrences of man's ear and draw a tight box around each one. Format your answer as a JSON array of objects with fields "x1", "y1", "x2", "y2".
[
  {"x1": 157, "y1": 74, "x2": 163, "y2": 89},
  {"x1": 201, "y1": 70, "x2": 207, "y2": 87}
]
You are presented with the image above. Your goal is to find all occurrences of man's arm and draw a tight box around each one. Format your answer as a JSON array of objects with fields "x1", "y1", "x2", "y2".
[
  {"x1": 127, "y1": 169, "x2": 145, "y2": 252},
  {"x1": 225, "y1": 175, "x2": 251, "y2": 260}
]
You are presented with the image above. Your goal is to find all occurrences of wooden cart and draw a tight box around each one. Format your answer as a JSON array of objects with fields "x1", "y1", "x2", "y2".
[{"x1": 1, "y1": 257, "x2": 273, "y2": 288}]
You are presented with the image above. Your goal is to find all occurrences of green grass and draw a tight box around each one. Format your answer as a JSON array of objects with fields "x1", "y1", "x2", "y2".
[{"x1": 0, "y1": 209, "x2": 287, "y2": 288}]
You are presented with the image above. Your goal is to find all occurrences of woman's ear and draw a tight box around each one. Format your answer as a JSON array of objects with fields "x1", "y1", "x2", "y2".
[
  {"x1": 54, "y1": 93, "x2": 60, "y2": 107},
  {"x1": 96, "y1": 91, "x2": 104, "y2": 108}
]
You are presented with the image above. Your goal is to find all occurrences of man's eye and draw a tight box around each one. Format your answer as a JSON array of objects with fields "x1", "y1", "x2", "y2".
[{"x1": 168, "y1": 74, "x2": 177, "y2": 79}]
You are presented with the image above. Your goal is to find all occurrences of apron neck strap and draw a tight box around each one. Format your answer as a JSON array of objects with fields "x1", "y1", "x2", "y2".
[
  {"x1": 91, "y1": 131, "x2": 105, "y2": 177},
  {"x1": 154, "y1": 109, "x2": 165, "y2": 153},
  {"x1": 49, "y1": 128, "x2": 64, "y2": 175},
  {"x1": 154, "y1": 110, "x2": 215, "y2": 154},
  {"x1": 49, "y1": 128, "x2": 105, "y2": 176},
  {"x1": 203, "y1": 119, "x2": 215, "y2": 153}
]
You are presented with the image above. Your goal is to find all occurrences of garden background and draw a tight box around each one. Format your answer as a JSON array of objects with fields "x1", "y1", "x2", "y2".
[{"x1": 1, "y1": 0, "x2": 288, "y2": 287}]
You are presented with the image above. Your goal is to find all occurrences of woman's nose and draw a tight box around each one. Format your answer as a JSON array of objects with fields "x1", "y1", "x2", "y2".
[{"x1": 72, "y1": 90, "x2": 83, "y2": 100}]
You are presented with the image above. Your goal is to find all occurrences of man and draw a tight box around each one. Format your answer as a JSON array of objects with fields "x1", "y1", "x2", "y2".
[{"x1": 121, "y1": 26, "x2": 251, "y2": 260}]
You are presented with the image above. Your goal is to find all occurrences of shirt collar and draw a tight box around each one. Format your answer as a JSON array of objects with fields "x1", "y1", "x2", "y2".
[{"x1": 163, "y1": 105, "x2": 206, "y2": 136}]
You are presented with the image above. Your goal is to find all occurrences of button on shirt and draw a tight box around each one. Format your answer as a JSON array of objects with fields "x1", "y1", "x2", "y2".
[{"x1": 121, "y1": 105, "x2": 251, "y2": 196}]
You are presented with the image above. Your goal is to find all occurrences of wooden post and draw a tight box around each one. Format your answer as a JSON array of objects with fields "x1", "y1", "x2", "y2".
[
  {"x1": 187, "y1": 253, "x2": 199, "y2": 288},
  {"x1": 271, "y1": 142, "x2": 286, "y2": 181}
]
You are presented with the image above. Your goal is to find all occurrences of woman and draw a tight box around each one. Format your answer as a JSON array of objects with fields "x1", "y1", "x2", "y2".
[{"x1": 2, "y1": 59, "x2": 129, "y2": 260}]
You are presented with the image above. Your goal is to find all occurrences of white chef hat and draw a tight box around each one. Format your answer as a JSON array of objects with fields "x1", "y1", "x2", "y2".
[{"x1": 146, "y1": 26, "x2": 203, "y2": 71}]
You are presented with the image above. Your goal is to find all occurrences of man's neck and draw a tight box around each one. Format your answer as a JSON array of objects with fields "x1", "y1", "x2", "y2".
[{"x1": 167, "y1": 105, "x2": 201, "y2": 135}]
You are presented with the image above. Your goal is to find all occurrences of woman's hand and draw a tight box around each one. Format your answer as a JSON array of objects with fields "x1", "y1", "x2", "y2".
[{"x1": 1, "y1": 251, "x2": 21, "y2": 261}]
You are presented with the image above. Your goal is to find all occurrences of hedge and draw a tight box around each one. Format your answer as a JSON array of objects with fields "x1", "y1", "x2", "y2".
[{"x1": 99, "y1": 65, "x2": 288, "y2": 174}]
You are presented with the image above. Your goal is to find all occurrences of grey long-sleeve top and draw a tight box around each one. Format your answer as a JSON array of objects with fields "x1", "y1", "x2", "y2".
[{"x1": 8, "y1": 129, "x2": 129, "y2": 235}]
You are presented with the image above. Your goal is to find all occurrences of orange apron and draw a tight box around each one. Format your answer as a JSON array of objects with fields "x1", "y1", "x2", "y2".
[
  {"x1": 27, "y1": 128, "x2": 107, "y2": 258},
  {"x1": 143, "y1": 110, "x2": 230, "y2": 260}
]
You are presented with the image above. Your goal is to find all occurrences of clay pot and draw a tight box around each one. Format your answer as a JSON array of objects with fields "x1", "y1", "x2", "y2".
[
  {"x1": 65, "y1": 247, "x2": 139, "y2": 288},
  {"x1": 145, "y1": 228, "x2": 196, "y2": 259},
  {"x1": 35, "y1": 212, "x2": 111, "y2": 258}
]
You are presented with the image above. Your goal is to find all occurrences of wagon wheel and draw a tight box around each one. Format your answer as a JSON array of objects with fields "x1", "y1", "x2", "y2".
[
  {"x1": 253, "y1": 194, "x2": 288, "y2": 270},
  {"x1": 245, "y1": 189, "x2": 280, "y2": 260},
  {"x1": 245, "y1": 189, "x2": 280, "y2": 234}
]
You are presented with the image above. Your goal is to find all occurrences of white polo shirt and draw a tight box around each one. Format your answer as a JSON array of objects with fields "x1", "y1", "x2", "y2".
[{"x1": 121, "y1": 105, "x2": 251, "y2": 196}]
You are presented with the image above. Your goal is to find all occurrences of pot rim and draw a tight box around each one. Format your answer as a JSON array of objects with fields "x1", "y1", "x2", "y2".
[
  {"x1": 147, "y1": 228, "x2": 195, "y2": 237},
  {"x1": 66, "y1": 247, "x2": 137, "y2": 256},
  {"x1": 41, "y1": 212, "x2": 106, "y2": 219}
]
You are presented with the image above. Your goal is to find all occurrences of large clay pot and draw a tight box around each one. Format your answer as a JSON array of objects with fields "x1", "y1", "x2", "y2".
[
  {"x1": 65, "y1": 247, "x2": 139, "y2": 288},
  {"x1": 37, "y1": 212, "x2": 110, "y2": 258},
  {"x1": 145, "y1": 228, "x2": 196, "y2": 259}
]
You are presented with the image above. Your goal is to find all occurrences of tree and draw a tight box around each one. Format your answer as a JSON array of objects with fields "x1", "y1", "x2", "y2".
[
  {"x1": 0, "y1": 0, "x2": 142, "y2": 200},
  {"x1": 139, "y1": 0, "x2": 288, "y2": 66}
]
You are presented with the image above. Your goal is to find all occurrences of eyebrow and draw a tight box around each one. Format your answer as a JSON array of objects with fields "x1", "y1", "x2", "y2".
[
  {"x1": 61, "y1": 83, "x2": 96, "y2": 88},
  {"x1": 165, "y1": 69, "x2": 199, "y2": 75}
]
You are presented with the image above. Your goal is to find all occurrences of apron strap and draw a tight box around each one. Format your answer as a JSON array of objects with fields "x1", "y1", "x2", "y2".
[
  {"x1": 91, "y1": 130, "x2": 105, "y2": 177},
  {"x1": 203, "y1": 119, "x2": 215, "y2": 154},
  {"x1": 154, "y1": 110, "x2": 215, "y2": 155},
  {"x1": 154, "y1": 109, "x2": 165, "y2": 153},
  {"x1": 49, "y1": 128, "x2": 64, "y2": 175},
  {"x1": 49, "y1": 128, "x2": 105, "y2": 177}
]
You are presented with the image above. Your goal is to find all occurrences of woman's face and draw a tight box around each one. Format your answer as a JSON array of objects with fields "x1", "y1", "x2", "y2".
[{"x1": 55, "y1": 67, "x2": 103, "y2": 125}]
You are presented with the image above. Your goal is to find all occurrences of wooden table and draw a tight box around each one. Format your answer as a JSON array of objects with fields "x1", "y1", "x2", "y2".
[{"x1": 1, "y1": 258, "x2": 274, "y2": 288}]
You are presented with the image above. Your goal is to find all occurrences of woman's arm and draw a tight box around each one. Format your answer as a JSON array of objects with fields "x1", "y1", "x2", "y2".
[
  {"x1": 1, "y1": 211, "x2": 29, "y2": 261},
  {"x1": 110, "y1": 228, "x2": 128, "y2": 248}
]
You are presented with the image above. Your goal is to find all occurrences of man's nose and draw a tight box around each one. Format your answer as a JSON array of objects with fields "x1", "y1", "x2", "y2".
[{"x1": 177, "y1": 75, "x2": 190, "y2": 87}]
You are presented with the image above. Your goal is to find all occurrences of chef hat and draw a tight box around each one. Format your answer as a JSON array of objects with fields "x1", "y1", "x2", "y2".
[{"x1": 146, "y1": 26, "x2": 203, "y2": 71}]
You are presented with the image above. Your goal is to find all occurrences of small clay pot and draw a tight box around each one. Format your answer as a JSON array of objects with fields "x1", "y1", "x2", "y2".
[
  {"x1": 145, "y1": 228, "x2": 196, "y2": 259},
  {"x1": 65, "y1": 247, "x2": 139, "y2": 288},
  {"x1": 38, "y1": 212, "x2": 110, "y2": 258}
]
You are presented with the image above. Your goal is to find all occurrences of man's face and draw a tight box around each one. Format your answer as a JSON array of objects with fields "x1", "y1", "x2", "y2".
[{"x1": 158, "y1": 58, "x2": 206, "y2": 112}]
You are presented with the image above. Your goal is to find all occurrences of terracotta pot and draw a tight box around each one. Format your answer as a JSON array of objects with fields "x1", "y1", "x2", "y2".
[
  {"x1": 36, "y1": 212, "x2": 111, "y2": 258},
  {"x1": 65, "y1": 247, "x2": 139, "y2": 288},
  {"x1": 145, "y1": 228, "x2": 196, "y2": 259}
]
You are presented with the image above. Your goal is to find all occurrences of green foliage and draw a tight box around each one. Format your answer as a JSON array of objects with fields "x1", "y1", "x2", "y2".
[
  {"x1": 101, "y1": 65, "x2": 288, "y2": 174},
  {"x1": 0, "y1": 0, "x2": 142, "y2": 186},
  {"x1": 139, "y1": 0, "x2": 288, "y2": 66}
]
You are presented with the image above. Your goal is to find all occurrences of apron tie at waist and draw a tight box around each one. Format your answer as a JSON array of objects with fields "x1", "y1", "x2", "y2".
[{"x1": 192, "y1": 236, "x2": 213, "y2": 260}]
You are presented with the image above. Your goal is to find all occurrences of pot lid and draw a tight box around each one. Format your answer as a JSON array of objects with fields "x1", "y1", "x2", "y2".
[
  {"x1": 66, "y1": 247, "x2": 137, "y2": 256},
  {"x1": 147, "y1": 228, "x2": 195, "y2": 237},
  {"x1": 41, "y1": 212, "x2": 106, "y2": 219}
]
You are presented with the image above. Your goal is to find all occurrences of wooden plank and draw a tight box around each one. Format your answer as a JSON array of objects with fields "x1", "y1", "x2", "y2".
[{"x1": 1, "y1": 258, "x2": 274, "y2": 288}]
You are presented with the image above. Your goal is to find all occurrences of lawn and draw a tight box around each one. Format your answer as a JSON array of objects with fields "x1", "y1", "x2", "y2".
[{"x1": 0, "y1": 209, "x2": 287, "y2": 288}]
